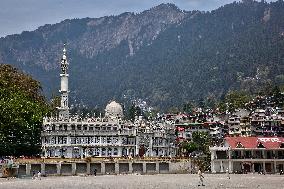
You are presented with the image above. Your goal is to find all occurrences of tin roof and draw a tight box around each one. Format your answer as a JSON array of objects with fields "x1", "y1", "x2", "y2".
[{"x1": 225, "y1": 137, "x2": 284, "y2": 149}]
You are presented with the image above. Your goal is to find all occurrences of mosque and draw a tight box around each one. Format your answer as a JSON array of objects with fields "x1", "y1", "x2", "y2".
[{"x1": 41, "y1": 45, "x2": 177, "y2": 158}]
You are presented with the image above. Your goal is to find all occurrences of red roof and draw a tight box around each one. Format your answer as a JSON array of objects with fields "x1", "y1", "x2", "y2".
[{"x1": 225, "y1": 137, "x2": 284, "y2": 149}]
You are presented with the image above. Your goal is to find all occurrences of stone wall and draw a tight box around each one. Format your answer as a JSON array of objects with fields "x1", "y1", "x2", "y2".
[
  {"x1": 119, "y1": 163, "x2": 129, "y2": 174},
  {"x1": 61, "y1": 164, "x2": 72, "y2": 175},
  {"x1": 13, "y1": 159, "x2": 192, "y2": 177},
  {"x1": 45, "y1": 164, "x2": 57, "y2": 175},
  {"x1": 132, "y1": 163, "x2": 143, "y2": 173},
  {"x1": 90, "y1": 163, "x2": 101, "y2": 175}
]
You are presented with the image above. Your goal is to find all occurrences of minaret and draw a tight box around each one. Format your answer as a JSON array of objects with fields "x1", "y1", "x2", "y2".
[{"x1": 58, "y1": 44, "x2": 69, "y2": 120}]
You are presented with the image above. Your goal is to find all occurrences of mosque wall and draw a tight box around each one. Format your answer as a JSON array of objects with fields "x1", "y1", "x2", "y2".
[{"x1": 15, "y1": 160, "x2": 192, "y2": 177}]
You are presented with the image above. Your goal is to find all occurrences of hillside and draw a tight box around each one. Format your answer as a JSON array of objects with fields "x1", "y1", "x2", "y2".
[{"x1": 0, "y1": 1, "x2": 284, "y2": 110}]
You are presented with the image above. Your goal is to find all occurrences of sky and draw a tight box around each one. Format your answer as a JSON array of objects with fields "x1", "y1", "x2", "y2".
[{"x1": 0, "y1": 0, "x2": 276, "y2": 37}]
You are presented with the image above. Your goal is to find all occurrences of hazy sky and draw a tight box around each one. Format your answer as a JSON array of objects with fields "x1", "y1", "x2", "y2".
[{"x1": 0, "y1": 0, "x2": 275, "y2": 37}]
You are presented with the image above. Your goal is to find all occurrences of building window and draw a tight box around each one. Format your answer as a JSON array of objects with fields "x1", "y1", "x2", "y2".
[
  {"x1": 51, "y1": 137, "x2": 56, "y2": 144},
  {"x1": 107, "y1": 137, "x2": 112, "y2": 144},
  {"x1": 113, "y1": 137, "x2": 118, "y2": 144},
  {"x1": 122, "y1": 137, "x2": 127, "y2": 145},
  {"x1": 102, "y1": 137, "x2": 106, "y2": 144},
  {"x1": 76, "y1": 137, "x2": 81, "y2": 144},
  {"x1": 71, "y1": 125, "x2": 75, "y2": 130},
  {"x1": 89, "y1": 137, "x2": 94, "y2": 144},
  {"x1": 88, "y1": 149, "x2": 93, "y2": 156},
  {"x1": 108, "y1": 148, "x2": 112, "y2": 156},
  {"x1": 71, "y1": 137, "x2": 76, "y2": 144},
  {"x1": 113, "y1": 148, "x2": 118, "y2": 156},
  {"x1": 58, "y1": 136, "x2": 63, "y2": 144},
  {"x1": 62, "y1": 137, "x2": 67, "y2": 144},
  {"x1": 94, "y1": 137, "x2": 100, "y2": 143},
  {"x1": 94, "y1": 148, "x2": 100, "y2": 156},
  {"x1": 102, "y1": 148, "x2": 106, "y2": 156}
]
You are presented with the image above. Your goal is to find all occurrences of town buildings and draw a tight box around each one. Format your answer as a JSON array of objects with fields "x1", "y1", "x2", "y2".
[{"x1": 209, "y1": 137, "x2": 284, "y2": 173}]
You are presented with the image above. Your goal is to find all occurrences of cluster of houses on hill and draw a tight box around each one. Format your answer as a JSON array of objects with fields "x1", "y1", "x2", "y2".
[
  {"x1": 167, "y1": 101, "x2": 284, "y2": 174},
  {"x1": 174, "y1": 107, "x2": 284, "y2": 141}
]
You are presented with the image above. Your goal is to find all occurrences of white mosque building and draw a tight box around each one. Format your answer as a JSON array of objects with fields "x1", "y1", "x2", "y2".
[{"x1": 41, "y1": 45, "x2": 177, "y2": 158}]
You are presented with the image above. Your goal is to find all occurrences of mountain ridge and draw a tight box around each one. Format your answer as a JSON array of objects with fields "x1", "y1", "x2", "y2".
[{"x1": 1, "y1": 1, "x2": 284, "y2": 110}]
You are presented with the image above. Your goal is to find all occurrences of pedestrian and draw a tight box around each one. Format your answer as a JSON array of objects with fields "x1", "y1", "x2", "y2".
[
  {"x1": 37, "y1": 171, "x2": 41, "y2": 180},
  {"x1": 94, "y1": 169, "x2": 97, "y2": 176},
  {"x1": 226, "y1": 168, "x2": 230, "y2": 179},
  {"x1": 32, "y1": 171, "x2": 36, "y2": 179},
  {"x1": 197, "y1": 169, "x2": 205, "y2": 186}
]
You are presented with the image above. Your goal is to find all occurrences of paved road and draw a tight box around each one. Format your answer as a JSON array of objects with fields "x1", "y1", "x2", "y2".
[{"x1": 0, "y1": 174, "x2": 283, "y2": 189}]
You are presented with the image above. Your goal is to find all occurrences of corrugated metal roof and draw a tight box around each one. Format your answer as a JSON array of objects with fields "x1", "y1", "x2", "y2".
[{"x1": 225, "y1": 137, "x2": 284, "y2": 149}]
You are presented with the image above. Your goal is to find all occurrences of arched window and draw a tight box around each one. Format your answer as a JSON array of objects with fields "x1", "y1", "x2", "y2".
[
  {"x1": 108, "y1": 148, "x2": 112, "y2": 156},
  {"x1": 102, "y1": 148, "x2": 106, "y2": 156},
  {"x1": 94, "y1": 148, "x2": 100, "y2": 156},
  {"x1": 113, "y1": 148, "x2": 118, "y2": 156}
]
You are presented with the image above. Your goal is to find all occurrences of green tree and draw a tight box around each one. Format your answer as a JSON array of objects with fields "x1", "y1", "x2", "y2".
[
  {"x1": 127, "y1": 104, "x2": 142, "y2": 122},
  {"x1": 191, "y1": 132, "x2": 212, "y2": 170},
  {"x1": 183, "y1": 102, "x2": 195, "y2": 114},
  {"x1": 0, "y1": 64, "x2": 48, "y2": 156},
  {"x1": 224, "y1": 90, "x2": 251, "y2": 112},
  {"x1": 180, "y1": 141, "x2": 198, "y2": 156}
]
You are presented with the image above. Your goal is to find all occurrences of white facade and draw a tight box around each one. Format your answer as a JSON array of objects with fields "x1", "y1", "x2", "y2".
[
  {"x1": 41, "y1": 115, "x2": 177, "y2": 158},
  {"x1": 41, "y1": 45, "x2": 176, "y2": 158},
  {"x1": 209, "y1": 137, "x2": 284, "y2": 174}
]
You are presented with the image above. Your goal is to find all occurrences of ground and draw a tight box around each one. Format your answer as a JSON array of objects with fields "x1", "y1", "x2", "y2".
[{"x1": 0, "y1": 174, "x2": 283, "y2": 189}]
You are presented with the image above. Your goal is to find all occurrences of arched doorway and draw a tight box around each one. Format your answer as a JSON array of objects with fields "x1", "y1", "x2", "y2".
[
  {"x1": 242, "y1": 163, "x2": 251, "y2": 173},
  {"x1": 139, "y1": 145, "x2": 146, "y2": 157}
]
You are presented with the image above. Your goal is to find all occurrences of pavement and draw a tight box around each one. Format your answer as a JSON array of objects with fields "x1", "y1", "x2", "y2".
[{"x1": 0, "y1": 174, "x2": 283, "y2": 189}]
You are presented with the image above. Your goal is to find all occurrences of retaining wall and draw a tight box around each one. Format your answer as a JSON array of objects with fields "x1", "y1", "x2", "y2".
[{"x1": 13, "y1": 159, "x2": 191, "y2": 177}]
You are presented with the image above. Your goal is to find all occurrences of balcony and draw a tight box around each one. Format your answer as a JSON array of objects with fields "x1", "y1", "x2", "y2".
[
  {"x1": 209, "y1": 146, "x2": 229, "y2": 151},
  {"x1": 42, "y1": 130, "x2": 136, "y2": 136},
  {"x1": 154, "y1": 133, "x2": 165, "y2": 138}
]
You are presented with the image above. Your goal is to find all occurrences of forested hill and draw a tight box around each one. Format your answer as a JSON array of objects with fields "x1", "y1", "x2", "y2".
[{"x1": 0, "y1": 1, "x2": 284, "y2": 110}]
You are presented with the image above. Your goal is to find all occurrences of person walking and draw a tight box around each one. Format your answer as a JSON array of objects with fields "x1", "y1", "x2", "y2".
[
  {"x1": 37, "y1": 171, "x2": 42, "y2": 180},
  {"x1": 32, "y1": 171, "x2": 36, "y2": 179},
  {"x1": 226, "y1": 168, "x2": 230, "y2": 179},
  {"x1": 198, "y1": 169, "x2": 205, "y2": 186}
]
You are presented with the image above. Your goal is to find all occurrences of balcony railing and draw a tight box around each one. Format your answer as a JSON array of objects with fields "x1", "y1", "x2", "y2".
[{"x1": 42, "y1": 130, "x2": 136, "y2": 136}]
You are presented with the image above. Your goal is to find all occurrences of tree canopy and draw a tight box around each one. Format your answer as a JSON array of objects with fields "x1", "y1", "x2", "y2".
[{"x1": 0, "y1": 64, "x2": 48, "y2": 156}]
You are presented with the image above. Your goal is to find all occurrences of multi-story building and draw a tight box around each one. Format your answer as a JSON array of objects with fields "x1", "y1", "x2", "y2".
[
  {"x1": 208, "y1": 122, "x2": 225, "y2": 140},
  {"x1": 227, "y1": 115, "x2": 241, "y2": 136},
  {"x1": 175, "y1": 122, "x2": 210, "y2": 142},
  {"x1": 41, "y1": 45, "x2": 177, "y2": 158},
  {"x1": 251, "y1": 109, "x2": 284, "y2": 137},
  {"x1": 209, "y1": 137, "x2": 284, "y2": 174},
  {"x1": 240, "y1": 116, "x2": 251, "y2": 136}
]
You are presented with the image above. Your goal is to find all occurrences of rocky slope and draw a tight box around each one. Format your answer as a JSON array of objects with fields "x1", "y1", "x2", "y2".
[{"x1": 1, "y1": 1, "x2": 284, "y2": 110}]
